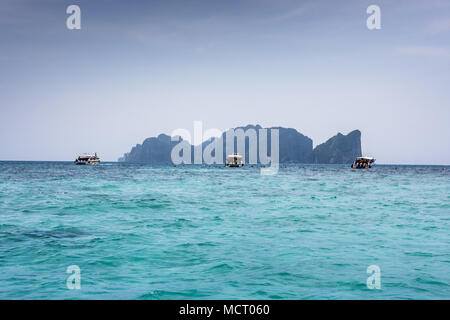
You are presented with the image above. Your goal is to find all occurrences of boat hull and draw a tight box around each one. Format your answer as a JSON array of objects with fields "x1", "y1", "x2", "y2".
[
  {"x1": 226, "y1": 164, "x2": 244, "y2": 168},
  {"x1": 75, "y1": 160, "x2": 100, "y2": 165}
]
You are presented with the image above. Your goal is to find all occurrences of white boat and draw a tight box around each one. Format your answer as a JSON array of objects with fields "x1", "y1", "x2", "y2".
[
  {"x1": 226, "y1": 153, "x2": 244, "y2": 167},
  {"x1": 74, "y1": 153, "x2": 100, "y2": 165},
  {"x1": 351, "y1": 156, "x2": 375, "y2": 169}
]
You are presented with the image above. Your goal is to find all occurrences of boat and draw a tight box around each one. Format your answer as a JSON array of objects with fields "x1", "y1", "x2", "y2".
[
  {"x1": 74, "y1": 153, "x2": 100, "y2": 165},
  {"x1": 351, "y1": 156, "x2": 375, "y2": 169},
  {"x1": 226, "y1": 153, "x2": 244, "y2": 167}
]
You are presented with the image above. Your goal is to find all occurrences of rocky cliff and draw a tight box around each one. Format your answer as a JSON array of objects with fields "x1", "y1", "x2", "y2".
[
  {"x1": 119, "y1": 134, "x2": 180, "y2": 164},
  {"x1": 119, "y1": 126, "x2": 362, "y2": 164},
  {"x1": 312, "y1": 130, "x2": 362, "y2": 164}
]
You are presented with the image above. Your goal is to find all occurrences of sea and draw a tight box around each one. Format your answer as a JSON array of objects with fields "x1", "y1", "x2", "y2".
[{"x1": 0, "y1": 161, "x2": 449, "y2": 299}]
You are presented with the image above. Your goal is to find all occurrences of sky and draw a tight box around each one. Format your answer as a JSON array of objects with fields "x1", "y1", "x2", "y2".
[{"x1": 0, "y1": 0, "x2": 449, "y2": 164}]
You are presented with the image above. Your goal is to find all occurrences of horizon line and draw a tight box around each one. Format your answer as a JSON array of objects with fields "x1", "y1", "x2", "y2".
[{"x1": 0, "y1": 160, "x2": 449, "y2": 166}]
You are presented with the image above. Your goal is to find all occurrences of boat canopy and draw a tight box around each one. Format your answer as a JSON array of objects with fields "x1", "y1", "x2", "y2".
[
  {"x1": 226, "y1": 154, "x2": 242, "y2": 160},
  {"x1": 77, "y1": 153, "x2": 98, "y2": 158},
  {"x1": 354, "y1": 156, "x2": 375, "y2": 164}
]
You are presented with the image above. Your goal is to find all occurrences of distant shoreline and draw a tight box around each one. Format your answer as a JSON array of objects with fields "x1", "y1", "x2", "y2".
[{"x1": 1, "y1": 161, "x2": 449, "y2": 166}]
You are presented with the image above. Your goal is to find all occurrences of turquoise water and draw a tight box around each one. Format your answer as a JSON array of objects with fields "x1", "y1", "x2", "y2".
[{"x1": 0, "y1": 162, "x2": 449, "y2": 299}]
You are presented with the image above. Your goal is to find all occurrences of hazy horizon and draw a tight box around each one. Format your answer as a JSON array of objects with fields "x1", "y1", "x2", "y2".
[{"x1": 1, "y1": 0, "x2": 449, "y2": 164}]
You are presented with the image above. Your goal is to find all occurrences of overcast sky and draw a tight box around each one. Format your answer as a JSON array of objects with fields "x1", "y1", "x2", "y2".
[{"x1": 0, "y1": 0, "x2": 449, "y2": 164}]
